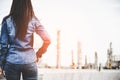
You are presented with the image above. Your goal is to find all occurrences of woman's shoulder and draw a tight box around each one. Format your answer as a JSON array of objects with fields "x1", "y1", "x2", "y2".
[
  {"x1": 3, "y1": 15, "x2": 10, "y2": 21},
  {"x1": 31, "y1": 16, "x2": 39, "y2": 21},
  {"x1": 30, "y1": 16, "x2": 41, "y2": 25},
  {"x1": 2, "y1": 15, "x2": 12, "y2": 23}
]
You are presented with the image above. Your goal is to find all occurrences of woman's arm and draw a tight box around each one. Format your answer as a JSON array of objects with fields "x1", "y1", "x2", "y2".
[
  {"x1": 0, "y1": 20, "x2": 9, "y2": 69},
  {"x1": 34, "y1": 19, "x2": 51, "y2": 61}
]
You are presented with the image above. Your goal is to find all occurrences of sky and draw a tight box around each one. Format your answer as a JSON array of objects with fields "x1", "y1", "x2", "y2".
[{"x1": 0, "y1": 0, "x2": 120, "y2": 67}]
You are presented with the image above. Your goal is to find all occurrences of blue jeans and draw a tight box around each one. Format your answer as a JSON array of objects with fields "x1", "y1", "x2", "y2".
[{"x1": 4, "y1": 62, "x2": 38, "y2": 80}]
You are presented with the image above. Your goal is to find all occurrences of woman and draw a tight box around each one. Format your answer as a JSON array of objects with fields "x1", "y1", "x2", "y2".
[{"x1": 0, "y1": 0, "x2": 51, "y2": 80}]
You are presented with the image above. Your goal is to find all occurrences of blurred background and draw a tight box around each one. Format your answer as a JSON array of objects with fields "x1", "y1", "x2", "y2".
[{"x1": 0, "y1": 0, "x2": 120, "y2": 69}]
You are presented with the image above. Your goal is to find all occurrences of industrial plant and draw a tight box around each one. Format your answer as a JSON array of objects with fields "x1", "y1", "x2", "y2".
[{"x1": 104, "y1": 42, "x2": 120, "y2": 69}]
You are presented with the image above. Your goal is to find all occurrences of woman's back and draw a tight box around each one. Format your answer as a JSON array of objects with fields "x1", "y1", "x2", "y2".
[
  {"x1": 2, "y1": 15, "x2": 50, "y2": 64},
  {"x1": 0, "y1": 0, "x2": 51, "y2": 79}
]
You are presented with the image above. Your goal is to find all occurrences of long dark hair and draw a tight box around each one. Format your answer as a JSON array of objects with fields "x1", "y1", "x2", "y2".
[{"x1": 9, "y1": 0, "x2": 34, "y2": 40}]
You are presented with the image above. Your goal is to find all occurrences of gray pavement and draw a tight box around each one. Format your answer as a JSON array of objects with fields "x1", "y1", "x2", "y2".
[
  {"x1": 0, "y1": 69, "x2": 120, "y2": 80},
  {"x1": 38, "y1": 69, "x2": 120, "y2": 80}
]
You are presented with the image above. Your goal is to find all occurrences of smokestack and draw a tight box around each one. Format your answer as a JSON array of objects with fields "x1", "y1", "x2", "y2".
[
  {"x1": 56, "y1": 30, "x2": 61, "y2": 68},
  {"x1": 77, "y1": 40, "x2": 82, "y2": 69}
]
